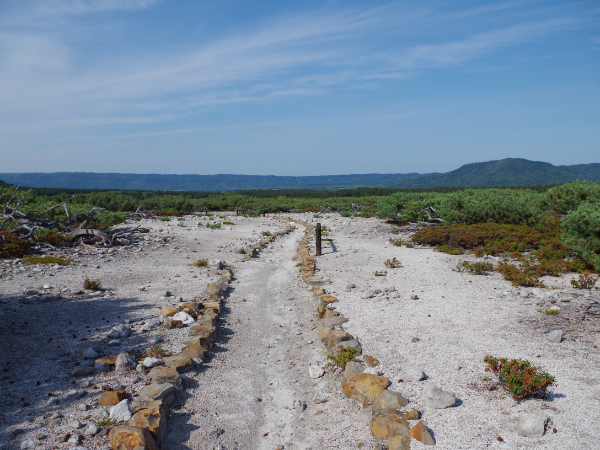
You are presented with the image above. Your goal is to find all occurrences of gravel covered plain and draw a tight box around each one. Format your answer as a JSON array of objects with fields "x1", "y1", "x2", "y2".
[{"x1": 1, "y1": 212, "x2": 599, "y2": 449}]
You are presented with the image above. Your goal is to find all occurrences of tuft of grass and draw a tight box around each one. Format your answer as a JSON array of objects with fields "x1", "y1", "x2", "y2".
[
  {"x1": 83, "y1": 277, "x2": 102, "y2": 291},
  {"x1": 206, "y1": 222, "x2": 221, "y2": 229},
  {"x1": 159, "y1": 216, "x2": 171, "y2": 222},
  {"x1": 374, "y1": 270, "x2": 387, "y2": 277},
  {"x1": 389, "y1": 237, "x2": 412, "y2": 247},
  {"x1": 223, "y1": 221, "x2": 235, "y2": 225},
  {"x1": 91, "y1": 416, "x2": 114, "y2": 427},
  {"x1": 23, "y1": 255, "x2": 72, "y2": 266},
  {"x1": 143, "y1": 345, "x2": 172, "y2": 358},
  {"x1": 384, "y1": 257, "x2": 401, "y2": 268},
  {"x1": 296, "y1": 262, "x2": 303, "y2": 267},
  {"x1": 571, "y1": 274, "x2": 597, "y2": 289},
  {"x1": 326, "y1": 347, "x2": 359, "y2": 369},
  {"x1": 540, "y1": 308, "x2": 559, "y2": 315},
  {"x1": 313, "y1": 214, "x2": 321, "y2": 218},
  {"x1": 481, "y1": 376, "x2": 492, "y2": 382},
  {"x1": 454, "y1": 261, "x2": 494, "y2": 275},
  {"x1": 183, "y1": 308, "x2": 198, "y2": 319},
  {"x1": 317, "y1": 304, "x2": 327, "y2": 319},
  {"x1": 484, "y1": 356, "x2": 555, "y2": 400},
  {"x1": 177, "y1": 217, "x2": 185, "y2": 221},
  {"x1": 190, "y1": 259, "x2": 208, "y2": 267},
  {"x1": 340, "y1": 211, "x2": 352, "y2": 217},
  {"x1": 262, "y1": 231, "x2": 272, "y2": 236},
  {"x1": 219, "y1": 215, "x2": 227, "y2": 219}
]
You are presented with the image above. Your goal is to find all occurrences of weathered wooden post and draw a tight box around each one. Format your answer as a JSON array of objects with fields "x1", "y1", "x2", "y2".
[
  {"x1": 203, "y1": 205, "x2": 208, "y2": 216},
  {"x1": 316, "y1": 222, "x2": 322, "y2": 256}
]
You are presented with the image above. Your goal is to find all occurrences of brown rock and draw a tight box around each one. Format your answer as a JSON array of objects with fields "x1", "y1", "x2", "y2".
[
  {"x1": 194, "y1": 315, "x2": 216, "y2": 326},
  {"x1": 320, "y1": 295, "x2": 338, "y2": 304},
  {"x1": 370, "y1": 410, "x2": 410, "y2": 440},
  {"x1": 160, "y1": 307, "x2": 178, "y2": 317},
  {"x1": 341, "y1": 373, "x2": 389, "y2": 408},
  {"x1": 163, "y1": 355, "x2": 192, "y2": 373},
  {"x1": 179, "y1": 302, "x2": 201, "y2": 310},
  {"x1": 138, "y1": 383, "x2": 176, "y2": 406},
  {"x1": 131, "y1": 400, "x2": 164, "y2": 414},
  {"x1": 405, "y1": 409, "x2": 420, "y2": 420},
  {"x1": 320, "y1": 316, "x2": 348, "y2": 327},
  {"x1": 109, "y1": 425, "x2": 158, "y2": 450},
  {"x1": 204, "y1": 301, "x2": 220, "y2": 311},
  {"x1": 313, "y1": 289, "x2": 325, "y2": 297},
  {"x1": 99, "y1": 390, "x2": 126, "y2": 406},
  {"x1": 145, "y1": 366, "x2": 181, "y2": 387},
  {"x1": 179, "y1": 345, "x2": 204, "y2": 360},
  {"x1": 324, "y1": 329, "x2": 352, "y2": 349},
  {"x1": 163, "y1": 319, "x2": 183, "y2": 329},
  {"x1": 410, "y1": 421, "x2": 435, "y2": 445},
  {"x1": 347, "y1": 284, "x2": 356, "y2": 289},
  {"x1": 389, "y1": 436, "x2": 411, "y2": 450},
  {"x1": 127, "y1": 405, "x2": 166, "y2": 443},
  {"x1": 188, "y1": 324, "x2": 216, "y2": 347},
  {"x1": 318, "y1": 326, "x2": 333, "y2": 344},
  {"x1": 96, "y1": 354, "x2": 125, "y2": 366},
  {"x1": 364, "y1": 355, "x2": 378, "y2": 367},
  {"x1": 205, "y1": 283, "x2": 222, "y2": 297}
]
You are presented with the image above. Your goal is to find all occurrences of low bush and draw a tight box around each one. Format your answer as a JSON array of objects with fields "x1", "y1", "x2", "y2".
[
  {"x1": 206, "y1": 222, "x2": 221, "y2": 229},
  {"x1": 262, "y1": 231, "x2": 272, "y2": 236},
  {"x1": 177, "y1": 217, "x2": 185, "y2": 221},
  {"x1": 34, "y1": 229, "x2": 71, "y2": 246},
  {"x1": 340, "y1": 211, "x2": 352, "y2": 217},
  {"x1": 83, "y1": 277, "x2": 102, "y2": 291},
  {"x1": 389, "y1": 237, "x2": 411, "y2": 247},
  {"x1": 374, "y1": 270, "x2": 387, "y2": 276},
  {"x1": 159, "y1": 216, "x2": 170, "y2": 222},
  {"x1": 454, "y1": 261, "x2": 494, "y2": 275},
  {"x1": 190, "y1": 259, "x2": 207, "y2": 267},
  {"x1": 0, "y1": 232, "x2": 31, "y2": 258},
  {"x1": 483, "y1": 356, "x2": 555, "y2": 400},
  {"x1": 384, "y1": 257, "x2": 401, "y2": 268},
  {"x1": 223, "y1": 221, "x2": 235, "y2": 225},
  {"x1": 570, "y1": 274, "x2": 598, "y2": 289},
  {"x1": 326, "y1": 348, "x2": 359, "y2": 369},
  {"x1": 23, "y1": 255, "x2": 72, "y2": 266}
]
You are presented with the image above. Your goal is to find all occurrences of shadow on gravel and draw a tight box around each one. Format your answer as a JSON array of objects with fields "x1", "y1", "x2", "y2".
[{"x1": 0, "y1": 291, "x2": 163, "y2": 445}]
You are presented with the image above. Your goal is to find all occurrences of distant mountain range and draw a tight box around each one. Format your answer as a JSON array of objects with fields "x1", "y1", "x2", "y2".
[
  {"x1": 395, "y1": 158, "x2": 600, "y2": 188},
  {"x1": 0, "y1": 159, "x2": 598, "y2": 191}
]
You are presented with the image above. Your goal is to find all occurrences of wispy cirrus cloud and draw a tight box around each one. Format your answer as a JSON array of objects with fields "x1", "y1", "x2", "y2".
[{"x1": 35, "y1": 0, "x2": 160, "y2": 14}]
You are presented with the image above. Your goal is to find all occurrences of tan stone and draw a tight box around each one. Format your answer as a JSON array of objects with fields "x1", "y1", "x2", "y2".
[
  {"x1": 179, "y1": 302, "x2": 201, "y2": 311},
  {"x1": 341, "y1": 373, "x2": 389, "y2": 408},
  {"x1": 145, "y1": 366, "x2": 181, "y2": 387},
  {"x1": 195, "y1": 315, "x2": 216, "y2": 327},
  {"x1": 409, "y1": 421, "x2": 435, "y2": 445},
  {"x1": 318, "y1": 326, "x2": 333, "y2": 344},
  {"x1": 127, "y1": 405, "x2": 166, "y2": 443},
  {"x1": 313, "y1": 289, "x2": 325, "y2": 297},
  {"x1": 405, "y1": 409, "x2": 420, "y2": 420},
  {"x1": 204, "y1": 301, "x2": 220, "y2": 311},
  {"x1": 205, "y1": 283, "x2": 222, "y2": 297},
  {"x1": 364, "y1": 355, "x2": 379, "y2": 367},
  {"x1": 131, "y1": 400, "x2": 164, "y2": 414},
  {"x1": 96, "y1": 354, "x2": 125, "y2": 366},
  {"x1": 389, "y1": 436, "x2": 411, "y2": 450},
  {"x1": 320, "y1": 295, "x2": 338, "y2": 304},
  {"x1": 162, "y1": 319, "x2": 183, "y2": 329},
  {"x1": 163, "y1": 355, "x2": 192, "y2": 373},
  {"x1": 184, "y1": 336, "x2": 212, "y2": 349},
  {"x1": 99, "y1": 390, "x2": 126, "y2": 406},
  {"x1": 138, "y1": 383, "x2": 176, "y2": 406},
  {"x1": 324, "y1": 329, "x2": 352, "y2": 349},
  {"x1": 372, "y1": 390, "x2": 409, "y2": 412},
  {"x1": 188, "y1": 324, "x2": 216, "y2": 347},
  {"x1": 159, "y1": 307, "x2": 178, "y2": 317},
  {"x1": 179, "y1": 344, "x2": 204, "y2": 360},
  {"x1": 320, "y1": 316, "x2": 348, "y2": 327},
  {"x1": 108, "y1": 425, "x2": 158, "y2": 450},
  {"x1": 370, "y1": 410, "x2": 410, "y2": 439}
]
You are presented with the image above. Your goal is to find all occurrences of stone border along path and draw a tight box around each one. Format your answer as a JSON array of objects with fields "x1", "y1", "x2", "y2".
[
  {"x1": 295, "y1": 220, "x2": 439, "y2": 450},
  {"x1": 72, "y1": 223, "x2": 295, "y2": 449}
]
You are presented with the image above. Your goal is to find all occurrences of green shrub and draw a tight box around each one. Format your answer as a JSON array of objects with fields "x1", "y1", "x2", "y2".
[
  {"x1": 206, "y1": 222, "x2": 221, "y2": 229},
  {"x1": 177, "y1": 217, "x2": 185, "y2": 221},
  {"x1": 570, "y1": 274, "x2": 598, "y2": 289},
  {"x1": 0, "y1": 232, "x2": 31, "y2": 258},
  {"x1": 454, "y1": 261, "x2": 494, "y2": 275},
  {"x1": 340, "y1": 211, "x2": 352, "y2": 217},
  {"x1": 223, "y1": 221, "x2": 235, "y2": 225},
  {"x1": 562, "y1": 202, "x2": 600, "y2": 272},
  {"x1": 262, "y1": 231, "x2": 272, "y2": 236},
  {"x1": 34, "y1": 229, "x2": 71, "y2": 246},
  {"x1": 83, "y1": 277, "x2": 102, "y2": 291},
  {"x1": 23, "y1": 255, "x2": 71, "y2": 266},
  {"x1": 484, "y1": 356, "x2": 555, "y2": 400},
  {"x1": 190, "y1": 259, "x2": 208, "y2": 267},
  {"x1": 374, "y1": 270, "x2": 387, "y2": 276},
  {"x1": 159, "y1": 216, "x2": 170, "y2": 222},
  {"x1": 384, "y1": 257, "x2": 401, "y2": 268},
  {"x1": 326, "y1": 348, "x2": 359, "y2": 369}
]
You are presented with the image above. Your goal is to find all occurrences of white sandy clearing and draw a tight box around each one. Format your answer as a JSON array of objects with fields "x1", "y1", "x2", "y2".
[{"x1": 290, "y1": 213, "x2": 600, "y2": 450}]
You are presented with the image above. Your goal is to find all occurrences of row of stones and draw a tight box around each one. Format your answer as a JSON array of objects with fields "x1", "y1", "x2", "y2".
[
  {"x1": 293, "y1": 221, "x2": 435, "y2": 450},
  {"x1": 106, "y1": 225, "x2": 295, "y2": 449}
]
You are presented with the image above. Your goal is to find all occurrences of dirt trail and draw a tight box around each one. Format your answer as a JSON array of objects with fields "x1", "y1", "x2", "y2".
[{"x1": 163, "y1": 225, "x2": 371, "y2": 450}]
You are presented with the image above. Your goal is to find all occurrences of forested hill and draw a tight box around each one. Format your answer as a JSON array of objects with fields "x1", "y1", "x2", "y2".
[
  {"x1": 395, "y1": 159, "x2": 600, "y2": 188},
  {"x1": 0, "y1": 172, "x2": 431, "y2": 191}
]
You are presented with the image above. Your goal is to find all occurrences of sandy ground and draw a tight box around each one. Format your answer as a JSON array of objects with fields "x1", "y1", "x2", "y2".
[{"x1": 1, "y1": 212, "x2": 599, "y2": 450}]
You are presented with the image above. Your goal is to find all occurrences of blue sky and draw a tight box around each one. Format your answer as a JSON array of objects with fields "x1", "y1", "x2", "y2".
[{"x1": 0, "y1": 0, "x2": 598, "y2": 175}]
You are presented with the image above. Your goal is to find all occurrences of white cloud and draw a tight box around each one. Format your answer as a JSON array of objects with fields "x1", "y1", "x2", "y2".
[{"x1": 35, "y1": 0, "x2": 160, "y2": 15}]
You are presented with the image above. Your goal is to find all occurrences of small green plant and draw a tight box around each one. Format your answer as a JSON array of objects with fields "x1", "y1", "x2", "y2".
[
  {"x1": 219, "y1": 215, "x2": 227, "y2": 219},
  {"x1": 223, "y1": 221, "x2": 236, "y2": 225},
  {"x1": 317, "y1": 304, "x2": 326, "y2": 319},
  {"x1": 139, "y1": 228, "x2": 151, "y2": 233},
  {"x1": 483, "y1": 356, "x2": 555, "y2": 400},
  {"x1": 206, "y1": 222, "x2": 222, "y2": 229},
  {"x1": 134, "y1": 216, "x2": 142, "y2": 221},
  {"x1": 159, "y1": 216, "x2": 170, "y2": 222},
  {"x1": 177, "y1": 217, "x2": 185, "y2": 221},
  {"x1": 326, "y1": 347, "x2": 359, "y2": 369},
  {"x1": 262, "y1": 231, "x2": 272, "y2": 236},
  {"x1": 313, "y1": 214, "x2": 320, "y2": 218},
  {"x1": 91, "y1": 416, "x2": 114, "y2": 427},
  {"x1": 384, "y1": 257, "x2": 401, "y2": 268},
  {"x1": 481, "y1": 376, "x2": 492, "y2": 382},
  {"x1": 435, "y1": 244, "x2": 465, "y2": 255},
  {"x1": 540, "y1": 308, "x2": 559, "y2": 315},
  {"x1": 570, "y1": 274, "x2": 598, "y2": 289},
  {"x1": 83, "y1": 277, "x2": 102, "y2": 291},
  {"x1": 454, "y1": 261, "x2": 494, "y2": 275},
  {"x1": 144, "y1": 345, "x2": 172, "y2": 358},
  {"x1": 389, "y1": 237, "x2": 411, "y2": 247},
  {"x1": 23, "y1": 255, "x2": 72, "y2": 266},
  {"x1": 296, "y1": 262, "x2": 303, "y2": 267},
  {"x1": 340, "y1": 211, "x2": 352, "y2": 217},
  {"x1": 190, "y1": 259, "x2": 208, "y2": 267},
  {"x1": 374, "y1": 270, "x2": 387, "y2": 276},
  {"x1": 275, "y1": 231, "x2": 285, "y2": 236},
  {"x1": 184, "y1": 308, "x2": 198, "y2": 319}
]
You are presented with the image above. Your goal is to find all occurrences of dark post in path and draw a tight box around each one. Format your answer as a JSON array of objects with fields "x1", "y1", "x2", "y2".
[{"x1": 316, "y1": 222, "x2": 322, "y2": 256}]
